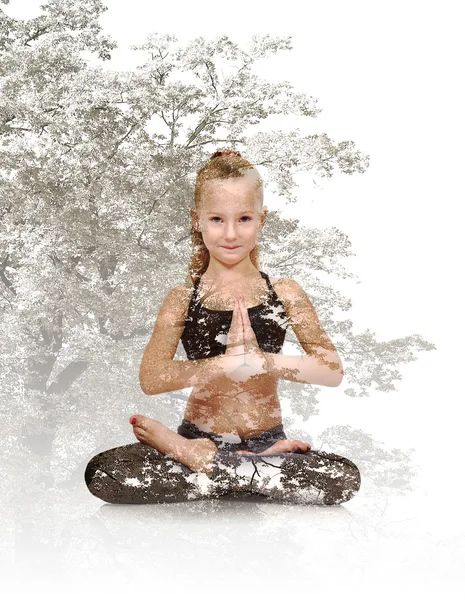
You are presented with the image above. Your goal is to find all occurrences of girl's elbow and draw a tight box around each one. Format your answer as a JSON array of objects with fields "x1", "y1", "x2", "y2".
[
  {"x1": 139, "y1": 371, "x2": 160, "y2": 396},
  {"x1": 139, "y1": 379, "x2": 154, "y2": 396},
  {"x1": 330, "y1": 366, "x2": 344, "y2": 387}
]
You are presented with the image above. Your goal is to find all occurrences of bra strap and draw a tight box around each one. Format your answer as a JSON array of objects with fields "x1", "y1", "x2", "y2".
[
  {"x1": 188, "y1": 277, "x2": 202, "y2": 312},
  {"x1": 259, "y1": 271, "x2": 274, "y2": 293},
  {"x1": 260, "y1": 271, "x2": 283, "y2": 307}
]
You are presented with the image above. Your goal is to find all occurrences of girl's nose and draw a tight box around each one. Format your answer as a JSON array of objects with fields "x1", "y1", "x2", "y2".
[{"x1": 225, "y1": 223, "x2": 238, "y2": 240}]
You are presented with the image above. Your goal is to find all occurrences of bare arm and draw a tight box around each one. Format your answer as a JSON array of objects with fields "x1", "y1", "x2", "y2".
[
  {"x1": 264, "y1": 349, "x2": 343, "y2": 387},
  {"x1": 212, "y1": 284, "x2": 343, "y2": 387},
  {"x1": 264, "y1": 278, "x2": 344, "y2": 387},
  {"x1": 140, "y1": 354, "x2": 225, "y2": 395},
  {"x1": 139, "y1": 285, "x2": 224, "y2": 396}
]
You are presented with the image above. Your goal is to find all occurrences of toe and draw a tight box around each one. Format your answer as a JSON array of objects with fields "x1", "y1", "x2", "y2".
[{"x1": 129, "y1": 413, "x2": 144, "y2": 426}]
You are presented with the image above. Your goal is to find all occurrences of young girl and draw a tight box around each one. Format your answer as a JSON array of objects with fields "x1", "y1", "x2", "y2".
[{"x1": 85, "y1": 150, "x2": 361, "y2": 505}]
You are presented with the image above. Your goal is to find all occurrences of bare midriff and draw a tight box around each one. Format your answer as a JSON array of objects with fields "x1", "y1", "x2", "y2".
[
  {"x1": 181, "y1": 275, "x2": 285, "y2": 438},
  {"x1": 183, "y1": 368, "x2": 283, "y2": 438}
]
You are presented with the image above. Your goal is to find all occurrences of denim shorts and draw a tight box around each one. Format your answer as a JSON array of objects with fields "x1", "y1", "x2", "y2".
[{"x1": 177, "y1": 419, "x2": 287, "y2": 453}]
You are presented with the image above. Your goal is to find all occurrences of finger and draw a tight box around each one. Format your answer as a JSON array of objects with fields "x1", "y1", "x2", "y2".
[
  {"x1": 230, "y1": 298, "x2": 241, "y2": 330},
  {"x1": 238, "y1": 295, "x2": 245, "y2": 321},
  {"x1": 238, "y1": 296, "x2": 246, "y2": 333},
  {"x1": 238, "y1": 297, "x2": 251, "y2": 330},
  {"x1": 236, "y1": 298, "x2": 244, "y2": 320},
  {"x1": 298, "y1": 442, "x2": 311, "y2": 451},
  {"x1": 239, "y1": 297, "x2": 260, "y2": 348},
  {"x1": 241, "y1": 298, "x2": 255, "y2": 331},
  {"x1": 226, "y1": 298, "x2": 246, "y2": 354}
]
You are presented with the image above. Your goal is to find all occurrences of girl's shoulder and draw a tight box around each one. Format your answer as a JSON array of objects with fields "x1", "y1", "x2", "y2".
[
  {"x1": 161, "y1": 284, "x2": 196, "y2": 322},
  {"x1": 175, "y1": 283, "x2": 197, "y2": 300},
  {"x1": 269, "y1": 276, "x2": 302, "y2": 313},
  {"x1": 270, "y1": 275, "x2": 293, "y2": 292},
  {"x1": 269, "y1": 276, "x2": 283, "y2": 286}
]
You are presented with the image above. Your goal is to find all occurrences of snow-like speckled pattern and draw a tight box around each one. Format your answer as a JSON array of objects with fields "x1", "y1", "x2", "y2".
[
  {"x1": 181, "y1": 271, "x2": 289, "y2": 359},
  {"x1": 85, "y1": 420, "x2": 360, "y2": 505},
  {"x1": 210, "y1": 448, "x2": 361, "y2": 506}
]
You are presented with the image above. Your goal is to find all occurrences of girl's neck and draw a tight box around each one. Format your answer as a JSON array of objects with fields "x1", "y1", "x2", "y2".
[{"x1": 201, "y1": 261, "x2": 259, "y2": 286}]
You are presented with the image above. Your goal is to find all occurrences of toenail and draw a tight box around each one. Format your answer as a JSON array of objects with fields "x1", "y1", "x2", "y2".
[{"x1": 130, "y1": 417, "x2": 137, "y2": 425}]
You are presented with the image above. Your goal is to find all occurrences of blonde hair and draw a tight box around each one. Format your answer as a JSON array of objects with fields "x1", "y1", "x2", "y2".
[{"x1": 186, "y1": 149, "x2": 264, "y2": 285}]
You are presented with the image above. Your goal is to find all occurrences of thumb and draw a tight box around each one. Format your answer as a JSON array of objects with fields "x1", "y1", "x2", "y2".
[
  {"x1": 239, "y1": 297, "x2": 258, "y2": 346},
  {"x1": 226, "y1": 298, "x2": 245, "y2": 352}
]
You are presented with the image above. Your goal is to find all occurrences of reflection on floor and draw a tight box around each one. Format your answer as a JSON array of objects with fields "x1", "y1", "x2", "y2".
[{"x1": 1, "y1": 480, "x2": 463, "y2": 600}]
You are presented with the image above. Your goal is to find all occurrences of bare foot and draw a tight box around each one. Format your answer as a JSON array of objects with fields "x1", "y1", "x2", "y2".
[
  {"x1": 129, "y1": 414, "x2": 218, "y2": 475},
  {"x1": 235, "y1": 439, "x2": 311, "y2": 456}
]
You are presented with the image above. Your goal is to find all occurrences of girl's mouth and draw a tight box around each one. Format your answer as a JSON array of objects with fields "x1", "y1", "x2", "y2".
[{"x1": 222, "y1": 245, "x2": 241, "y2": 250}]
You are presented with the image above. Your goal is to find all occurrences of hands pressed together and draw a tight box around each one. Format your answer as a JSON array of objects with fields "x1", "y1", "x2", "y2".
[
  {"x1": 222, "y1": 295, "x2": 271, "y2": 383},
  {"x1": 222, "y1": 296, "x2": 311, "y2": 456}
]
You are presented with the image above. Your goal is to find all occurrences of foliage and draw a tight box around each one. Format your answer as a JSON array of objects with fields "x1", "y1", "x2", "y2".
[{"x1": 0, "y1": 1, "x2": 434, "y2": 495}]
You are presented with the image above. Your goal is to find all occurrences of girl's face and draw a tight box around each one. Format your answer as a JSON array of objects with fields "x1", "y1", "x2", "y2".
[{"x1": 194, "y1": 175, "x2": 267, "y2": 266}]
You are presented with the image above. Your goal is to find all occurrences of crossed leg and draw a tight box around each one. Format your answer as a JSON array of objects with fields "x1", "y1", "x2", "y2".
[
  {"x1": 85, "y1": 415, "x2": 361, "y2": 505},
  {"x1": 235, "y1": 439, "x2": 312, "y2": 456},
  {"x1": 129, "y1": 414, "x2": 311, "y2": 471}
]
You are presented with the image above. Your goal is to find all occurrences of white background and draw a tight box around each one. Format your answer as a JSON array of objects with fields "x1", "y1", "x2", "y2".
[{"x1": 3, "y1": 0, "x2": 464, "y2": 598}]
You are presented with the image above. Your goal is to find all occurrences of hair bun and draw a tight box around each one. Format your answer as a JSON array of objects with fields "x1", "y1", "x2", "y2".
[{"x1": 211, "y1": 150, "x2": 242, "y2": 159}]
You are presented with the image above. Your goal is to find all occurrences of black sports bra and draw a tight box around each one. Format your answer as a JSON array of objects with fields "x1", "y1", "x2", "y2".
[{"x1": 181, "y1": 271, "x2": 289, "y2": 360}]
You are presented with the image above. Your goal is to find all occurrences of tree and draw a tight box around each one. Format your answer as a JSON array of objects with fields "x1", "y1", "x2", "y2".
[{"x1": 0, "y1": 0, "x2": 434, "y2": 511}]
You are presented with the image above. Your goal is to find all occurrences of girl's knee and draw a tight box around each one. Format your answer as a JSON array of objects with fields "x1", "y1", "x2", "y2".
[
  {"x1": 332, "y1": 460, "x2": 361, "y2": 505},
  {"x1": 84, "y1": 457, "x2": 109, "y2": 501},
  {"x1": 84, "y1": 452, "x2": 125, "y2": 502},
  {"x1": 346, "y1": 458, "x2": 361, "y2": 491},
  {"x1": 84, "y1": 455, "x2": 100, "y2": 489},
  {"x1": 185, "y1": 438, "x2": 219, "y2": 474},
  {"x1": 313, "y1": 455, "x2": 361, "y2": 505}
]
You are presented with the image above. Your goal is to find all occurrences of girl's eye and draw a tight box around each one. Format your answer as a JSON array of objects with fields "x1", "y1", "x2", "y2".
[{"x1": 210, "y1": 216, "x2": 252, "y2": 222}]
